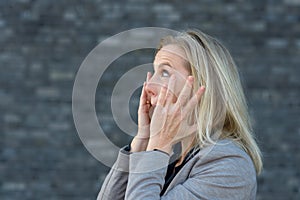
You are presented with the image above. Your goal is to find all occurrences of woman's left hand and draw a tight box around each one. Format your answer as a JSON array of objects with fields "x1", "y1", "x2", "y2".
[{"x1": 146, "y1": 75, "x2": 205, "y2": 154}]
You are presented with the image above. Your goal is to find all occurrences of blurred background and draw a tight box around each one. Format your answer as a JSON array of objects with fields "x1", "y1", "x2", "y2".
[{"x1": 1, "y1": 0, "x2": 300, "y2": 199}]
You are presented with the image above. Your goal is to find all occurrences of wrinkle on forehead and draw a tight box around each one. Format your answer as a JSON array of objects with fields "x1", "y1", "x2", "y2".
[
  {"x1": 161, "y1": 45, "x2": 187, "y2": 57},
  {"x1": 154, "y1": 44, "x2": 191, "y2": 72}
]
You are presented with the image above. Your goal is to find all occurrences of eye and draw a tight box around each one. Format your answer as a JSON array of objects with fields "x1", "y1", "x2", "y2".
[{"x1": 161, "y1": 69, "x2": 170, "y2": 77}]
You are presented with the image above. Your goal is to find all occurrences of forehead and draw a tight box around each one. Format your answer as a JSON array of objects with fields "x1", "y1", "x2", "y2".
[{"x1": 153, "y1": 44, "x2": 189, "y2": 68}]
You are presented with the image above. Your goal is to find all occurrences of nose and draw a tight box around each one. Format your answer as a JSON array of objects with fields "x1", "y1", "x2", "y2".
[
  {"x1": 145, "y1": 80, "x2": 158, "y2": 97},
  {"x1": 145, "y1": 76, "x2": 160, "y2": 102}
]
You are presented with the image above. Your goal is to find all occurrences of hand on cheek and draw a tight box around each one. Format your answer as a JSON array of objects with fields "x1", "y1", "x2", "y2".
[
  {"x1": 147, "y1": 75, "x2": 205, "y2": 154},
  {"x1": 131, "y1": 72, "x2": 152, "y2": 152}
]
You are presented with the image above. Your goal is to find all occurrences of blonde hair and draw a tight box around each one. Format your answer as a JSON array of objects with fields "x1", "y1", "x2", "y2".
[{"x1": 158, "y1": 29, "x2": 263, "y2": 175}]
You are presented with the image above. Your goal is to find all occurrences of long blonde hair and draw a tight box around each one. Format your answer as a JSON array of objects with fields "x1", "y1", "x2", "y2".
[{"x1": 158, "y1": 29, "x2": 263, "y2": 175}]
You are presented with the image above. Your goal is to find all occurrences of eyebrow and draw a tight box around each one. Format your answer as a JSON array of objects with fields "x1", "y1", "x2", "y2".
[{"x1": 154, "y1": 62, "x2": 173, "y2": 70}]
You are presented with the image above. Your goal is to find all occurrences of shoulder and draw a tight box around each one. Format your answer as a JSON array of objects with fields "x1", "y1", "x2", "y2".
[
  {"x1": 188, "y1": 139, "x2": 257, "y2": 197},
  {"x1": 194, "y1": 139, "x2": 255, "y2": 168},
  {"x1": 196, "y1": 139, "x2": 254, "y2": 163},
  {"x1": 193, "y1": 139, "x2": 256, "y2": 176}
]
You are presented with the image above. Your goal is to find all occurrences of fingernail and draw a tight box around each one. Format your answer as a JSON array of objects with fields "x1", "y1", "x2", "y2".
[
  {"x1": 188, "y1": 76, "x2": 194, "y2": 82},
  {"x1": 198, "y1": 86, "x2": 205, "y2": 94}
]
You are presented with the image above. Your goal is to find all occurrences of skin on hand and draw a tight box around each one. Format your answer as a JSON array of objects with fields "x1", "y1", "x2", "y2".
[
  {"x1": 146, "y1": 75, "x2": 205, "y2": 154},
  {"x1": 130, "y1": 72, "x2": 152, "y2": 152},
  {"x1": 132, "y1": 44, "x2": 205, "y2": 154}
]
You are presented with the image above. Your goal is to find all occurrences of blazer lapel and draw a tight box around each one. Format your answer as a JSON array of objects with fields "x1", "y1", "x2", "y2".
[{"x1": 164, "y1": 155, "x2": 199, "y2": 194}]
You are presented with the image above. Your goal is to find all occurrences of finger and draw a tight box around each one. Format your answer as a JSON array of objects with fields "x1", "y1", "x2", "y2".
[
  {"x1": 184, "y1": 86, "x2": 205, "y2": 113},
  {"x1": 165, "y1": 75, "x2": 176, "y2": 105},
  {"x1": 146, "y1": 71, "x2": 152, "y2": 82},
  {"x1": 157, "y1": 84, "x2": 167, "y2": 107},
  {"x1": 141, "y1": 71, "x2": 151, "y2": 104},
  {"x1": 139, "y1": 82, "x2": 149, "y2": 108},
  {"x1": 177, "y1": 76, "x2": 194, "y2": 107}
]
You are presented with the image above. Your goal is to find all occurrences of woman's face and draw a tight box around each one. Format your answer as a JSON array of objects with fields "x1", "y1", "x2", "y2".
[{"x1": 146, "y1": 44, "x2": 191, "y2": 118}]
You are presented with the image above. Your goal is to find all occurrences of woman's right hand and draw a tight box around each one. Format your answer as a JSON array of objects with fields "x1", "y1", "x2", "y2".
[{"x1": 130, "y1": 72, "x2": 152, "y2": 152}]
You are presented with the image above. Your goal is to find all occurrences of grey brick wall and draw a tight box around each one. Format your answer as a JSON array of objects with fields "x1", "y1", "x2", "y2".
[{"x1": 0, "y1": 0, "x2": 299, "y2": 199}]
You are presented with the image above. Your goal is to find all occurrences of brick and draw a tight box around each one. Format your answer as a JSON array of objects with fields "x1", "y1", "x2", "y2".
[
  {"x1": 266, "y1": 38, "x2": 289, "y2": 49},
  {"x1": 284, "y1": 0, "x2": 300, "y2": 5}
]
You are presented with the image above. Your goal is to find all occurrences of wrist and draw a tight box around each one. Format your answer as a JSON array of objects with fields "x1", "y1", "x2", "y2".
[
  {"x1": 130, "y1": 136, "x2": 149, "y2": 153},
  {"x1": 146, "y1": 139, "x2": 172, "y2": 155}
]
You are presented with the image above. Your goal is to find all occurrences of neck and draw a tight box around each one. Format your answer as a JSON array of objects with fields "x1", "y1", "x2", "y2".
[{"x1": 175, "y1": 134, "x2": 196, "y2": 167}]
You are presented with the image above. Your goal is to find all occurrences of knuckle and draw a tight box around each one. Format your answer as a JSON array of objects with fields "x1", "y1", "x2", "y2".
[
  {"x1": 181, "y1": 94, "x2": 189, "y2": 101},
  {"x1": 181, "y1": 94, "x2": 187, "y2": 99}
]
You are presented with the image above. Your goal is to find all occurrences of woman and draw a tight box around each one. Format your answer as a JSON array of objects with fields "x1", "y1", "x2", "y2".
[{"x1": 97, "y1": 29, "x2": 262, "y2": 200}]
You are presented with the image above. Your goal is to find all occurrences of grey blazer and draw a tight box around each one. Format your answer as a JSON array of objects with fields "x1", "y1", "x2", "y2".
[{"x1": 97, "y1": 140, "x2": 257, "y2": 200}]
